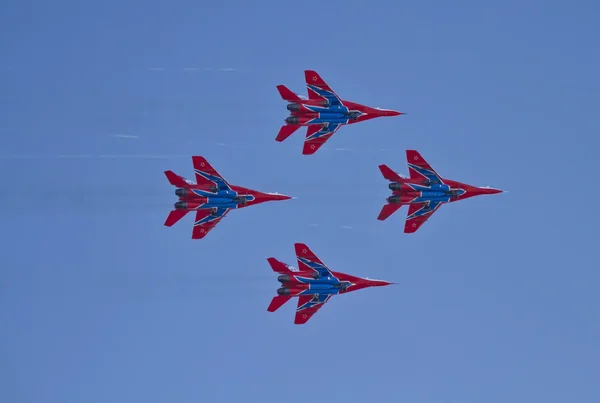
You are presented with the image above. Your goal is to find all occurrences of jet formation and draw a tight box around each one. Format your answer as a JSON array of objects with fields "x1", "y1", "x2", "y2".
[
  {"x1": 162, "y1": 69, "x2": 504, "y2": 324},
  {"x1": 276, "y1": 70, "x2": 403, "y2": 154}
]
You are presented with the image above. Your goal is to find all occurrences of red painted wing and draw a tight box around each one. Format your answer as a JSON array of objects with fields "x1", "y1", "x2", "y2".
[
  {"x1": 304, "y1": 70, "x2": 338, "y2": 100},
  {"x1": 191, "y1": 208, "x2": 229, "y2": 239},
  {"x1": 294, "y1": 295, "x2": 330, "y2": 325},
  {"x1": 192, "y1": 156, "x2": 229, "y2": 188},
  {"x1": 404, "y1": 202, "x2": 442, "y2": 233},
  {"x1": 302, "y1": 123, "x2": 341, "y2": 155},
  {"x1": 406, "y1": 150, "x2": 441, "y2": 181}
]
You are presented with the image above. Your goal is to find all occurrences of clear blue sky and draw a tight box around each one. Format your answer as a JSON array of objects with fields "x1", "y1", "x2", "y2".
[{"x1": 1, "y1": 1, "x2": 599, "y2": 402}]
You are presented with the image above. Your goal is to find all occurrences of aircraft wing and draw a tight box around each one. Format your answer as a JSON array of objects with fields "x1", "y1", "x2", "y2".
[
  {"x1": 302, "y1": 123, "x2": 342, "y2": 155},
  {"x1": 304, "y1": 70, "x2": 343, "y2": 106},
  {"x1": 191, "y1": 207, "x2": 230, "y2": 239},
  {"x1": 404, "y1": 201, "x2": 443, "y2": 233},
  {"x1": 192, "y1": 156, "x2": 232, "y2": 190},
  {"x1": 406, "y1": 150, "x2": 444, "y2": 184},
  {"x1": 294, "y1": 243, "x2": 336, "y2": 278},
  {"x1": 294, "y1": 293, "x2": 333, "y2": 324}
]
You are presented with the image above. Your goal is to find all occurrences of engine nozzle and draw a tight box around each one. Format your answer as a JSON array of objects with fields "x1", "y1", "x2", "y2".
[
  {"x1": 174, "y1": 201, "x2": 187, "y2": 209},
  {"x1": 387, "y1": 195, "x2": 402, "y2": 204},
  {"x1": 277, "y1": 274, "x2": 291, "y2": 283},
  {"x1": 389, "y1": 182, "x2": 402, "y2": 191},
  {"x1": 285, "y1": 116, "x2": 299, "y2": 124},
  {"x1": 175, "y1": 188, "x2": 188, "y2": 197},
  {"x1": 277, "y1": 287, "x2": 290, "y2": 296},
  {"x1": 286, "y1": 103, "x2": 300, "y2": 112}
]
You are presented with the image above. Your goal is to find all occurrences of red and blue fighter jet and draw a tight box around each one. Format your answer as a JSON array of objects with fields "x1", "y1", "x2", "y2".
[
  {"x1": 276, "y1": 70, "x2": 403, "y2": 155},
  {"x1": 267, "y1": 243, "x2": 392, "y2": 324},
  {"x1": 378, "y1": 150, "x2": 503, "y2": 233},
  {"x1": 164, "y1": 156, "x2": 291, "y2": 239}
]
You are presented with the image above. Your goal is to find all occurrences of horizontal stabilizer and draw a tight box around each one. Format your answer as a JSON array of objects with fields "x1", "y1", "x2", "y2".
[
  {"x1": 276, "y1": 125, "x2": 300, "y2": 142},
  {"x1": 378, "y1": 165, "x2": 405, "y2": 182},
  {"x1": 276, "y1": 85, "x2": 302, "y2": 102},
  {"x1": 377, "y1": 203, "x2": 402, "y2": 221},
  {"x1": 267, "y1": 295, "x2": 291, "y2": 312},
  {"x1": 164, "y1": 210, "x2": 188, "y2": 227},
  {"x1": 164, "y1": 170, "x2": 191, "y2": 188},
  {"x1": 267, "y1": 257, "x2": 293, "y2": 273}
]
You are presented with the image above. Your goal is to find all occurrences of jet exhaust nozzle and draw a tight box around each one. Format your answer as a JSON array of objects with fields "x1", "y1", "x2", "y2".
[
  {"x1": 389, "y1": 182, "x2": 402, "y2": 191},
  {"x1": 285, "y1": 116, "x2": 299, "y2": 124},
  {"x1": 277, "y1": 274, "x2": 291, "y2": 283},
  {"x1": 277, "y1": 287, "x2": 290, "y2": 296},
  {"x1": 286, "y1": 103, "x2": 300, "y2": 112},
  {"x1": 387, "y1": 195, "x2": 401, "y2": 204},
  {"x1": 175, "y1": 188, "x2": 188, "y2": 197},
  {"x1": 174, "y1": 201, "x2": 187, "y2": 209}
]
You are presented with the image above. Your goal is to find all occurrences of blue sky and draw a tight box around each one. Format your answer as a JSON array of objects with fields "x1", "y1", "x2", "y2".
[{"x1": 1, "y1": 1, "x2": 599, "y2": 402}]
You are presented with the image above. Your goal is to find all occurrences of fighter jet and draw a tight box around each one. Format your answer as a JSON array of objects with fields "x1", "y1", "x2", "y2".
[
  {"x1": 378, "y1": 150, "x2": 503, "y2": 233},
  {"x1": 267, "y1": 243, "x2": 392, "y2": 324},
  {"x1": 276, "y1": 70, "x2": 403, "y2": 155},
  {"x1": 164, "y1": 156, "x2": 291, "y2": 239}
]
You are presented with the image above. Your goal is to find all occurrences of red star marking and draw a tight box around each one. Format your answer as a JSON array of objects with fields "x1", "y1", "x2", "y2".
[
  {"x1": 413, "y1": 156, "x2": 418, "y2": 161},
  {"x1": 310, "y1": 144, "x2": 316, "y2": 149},
  {"x1": 302, "y1": 314, "x2": 308, "y2": 319},
  {"x1": 200, "y1": 162, "x2": 205, "y2": 167},
  {"x1": 312, "y1": 76, "x2": 318, "y2": 81},
  {"x1": 302, "y1": 248, "x2": 307, "y2": 254},
  {"x1": 412, "y1": 223, "x2": 417, "y2": 228},
  {"x1": 200, "y1": 229, "x2": 206, "y2": 233}
]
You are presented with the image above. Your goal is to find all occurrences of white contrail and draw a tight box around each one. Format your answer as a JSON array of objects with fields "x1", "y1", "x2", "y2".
[
  {"x1": 113, "y1": 134, "x2": 139, "y2": 139},
  {"x1": 147, "y1": 67, "x2": 238, "y2": 72},
  {"x1": 0, "y1": 154, "x2": 189, "y2": 159}
]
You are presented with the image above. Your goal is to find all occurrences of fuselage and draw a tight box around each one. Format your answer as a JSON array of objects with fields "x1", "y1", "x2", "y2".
[
  {"x1": 387, "y1": 180, "x2": 467, "y2": 205},
  {"x1": 173, "y1": 186, "x2": 255, "y2": 211},
  {"x1": 276, "y1": 272, "x2": 352, "y2": 298},
  {"x1": 386, "y1": 178, "x2": 502, "y2": 206},
  {"x1": 285, "y1": 100, "x2": 397, "y2": 127},
  {"x1": 286, "y1": 103, "x2": 358, "y2": 126}
]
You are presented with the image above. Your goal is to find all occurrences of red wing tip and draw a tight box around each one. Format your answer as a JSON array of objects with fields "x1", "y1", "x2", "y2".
[{"x1": 302, "y1": 148, "x2": 318, "y2": 155}]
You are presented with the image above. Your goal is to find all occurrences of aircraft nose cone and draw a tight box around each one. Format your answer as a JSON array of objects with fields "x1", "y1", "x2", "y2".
[
  {"x1": 270, "y1": 193, "x2": 292, "y2": 201},
  {"x1": 377, "y1": 109, "x2": 403, "y2": 117},
  {"x1": 478, "y1": 187, "x2": 503, "y2": 195},
  {"x1": 367, "y1": 279, "x2": 393, "y2": 287},
  {"x1": 254, "y1": 193, "x2": 292, "y2": 202}
]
